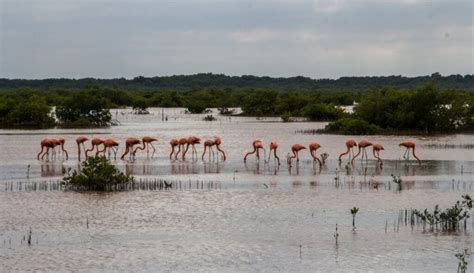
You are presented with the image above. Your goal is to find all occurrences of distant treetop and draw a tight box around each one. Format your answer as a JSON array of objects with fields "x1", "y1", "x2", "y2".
[{"x1": 0, "y1": 73, "x2": 473, "y2": 92}]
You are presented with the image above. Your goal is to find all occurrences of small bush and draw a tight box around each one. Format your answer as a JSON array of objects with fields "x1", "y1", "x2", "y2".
[
  {"x1": 280, "y1": 112, "x2": 293, "y2": 122},
  {"x1": 324, "y1": 118, "x2": 381, "y2": 135},
  {"x1": 62, "y1": 156, "x2": 133, "y2": 191},
  {"x1": 203, "y1": 115, "x2": 216, "y2": 121}
]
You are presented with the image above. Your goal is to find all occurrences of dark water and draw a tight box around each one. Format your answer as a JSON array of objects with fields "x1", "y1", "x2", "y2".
[{"x1": 0, "y1": 108, "x2": 473, "y2": 272}]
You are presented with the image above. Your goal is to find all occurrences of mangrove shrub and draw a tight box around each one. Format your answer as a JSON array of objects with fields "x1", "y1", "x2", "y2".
[
  {"x1": 56, "y1": 90, "x2": 112, "y2": 127},
  {"x1": 62, "y1": 156, "x2": 133, "y2": 191},
  {"x1": 324, "y1": 118, "x2": 381, "y2": 135}
]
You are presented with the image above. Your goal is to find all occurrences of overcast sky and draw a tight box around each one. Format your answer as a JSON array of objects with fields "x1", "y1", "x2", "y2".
[{"x1": 0, "y1": 0, "x2": 472, "y2": 79}]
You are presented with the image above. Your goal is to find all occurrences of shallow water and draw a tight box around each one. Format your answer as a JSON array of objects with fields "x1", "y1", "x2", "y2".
[{"x1": 0, "y1": 108, "x2": 473, "y2": 272}]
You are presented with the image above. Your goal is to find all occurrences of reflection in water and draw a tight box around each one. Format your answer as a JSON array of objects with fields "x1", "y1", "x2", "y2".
[
  {"x1": 244, "y1": 161, "x2": 262, "y2": 175},
  {"x1": 40, "y1": 162, "x2": 65, "y2": 177},
  {"x1": 291, "y1": 180, "x2": 302, "y2": 188}
]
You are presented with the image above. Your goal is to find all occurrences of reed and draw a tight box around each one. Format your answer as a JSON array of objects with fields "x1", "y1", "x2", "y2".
[{"x1": 2, "y1": 178, "x2": 222, "y2": 192}]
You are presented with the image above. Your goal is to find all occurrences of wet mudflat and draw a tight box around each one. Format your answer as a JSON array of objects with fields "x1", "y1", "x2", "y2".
[{"x1": 0, "y1": 108, "x2": 473, "y2": 272}]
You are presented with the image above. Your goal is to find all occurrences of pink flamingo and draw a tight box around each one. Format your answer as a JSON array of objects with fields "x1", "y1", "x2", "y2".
[
  {"x1": 372, "y1": 143, "x2": 384, "y2": 166},
  {"x1": 399, "y1": 140, "x2": 421, "y2": 163},
  {"x1": 213, "y1": 136, "x2": 226, "y2": 161},
  {"x1": 351, "y1": 140, "x2": 373, "y2": 164},
  {"x1": 174, "y1": 138, "x2": 188, "y2": 160},
  {"x1": 182, "y1": 136, "x2": 201, "y2": 160},
  {"x1": 120, "y1": 137, "x2": 141, "y2": 160},
  {"x1": 85, "y1": 138, "x2": 105, "y2": 158},
  {"x1": 56, "y1": 138, "x2": 69, "y2": 160},
  {"x1": 309, "y1": 142, "x2": 322, "y2": 166},
  {"x1": 169, "y1": 139, "x2": 179, "y2": 160},
  {"x1": 288, "y1": 144, "x2": 306, "y2": 165},
  {"x1": 202, "y1": 139, "x2": 216, "y2": 160},
  {"x1": 76, "y1": 136, "x2": 88, "y2": 161},
  {"x1": 37, "y1": 138, "x2": 58, "y2": 160},
  {"x1": 99, "y1": 138, "x2": 119, "y2": 160},
  {"x1": 267, "y1": 141, "x2": 280, "y2": 165},
  {"x1": 244, "y1": 139, "x2": 266, "y2": 162},
  {"x1": 338, "y1": 139, "x2": 357, "y2": 163},
  {"x1": 133, "y1": 136, "x2": 158, "y2": 157}
]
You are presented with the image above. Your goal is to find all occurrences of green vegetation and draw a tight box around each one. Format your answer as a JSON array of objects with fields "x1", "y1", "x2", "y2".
[
  {"x1": 62, "y1": 156, "x2": 133, "y2": 191},
  {"x1": 1, "y1": 73, "x2": 473, "y2": 91},
  {"x1": 350, "y1": 207, "x2": 359, "y2": 230},
  {"x1": 324, "y1": 118, "x2": 381, "y2": 135},
  {"x1": 413, "y1": 195, "x2": 472, "y2": 232},
  {"x1": 321, "y1": 84, "x2": 474, "y2": 134},
  {"x1": 0, "y1": 74, "x2": 473, "y2": 134},
  {"x1": 203, "y1": 115, "x2": 216, "y2": 121},
  {"x1": 280, "y1": 112, "x2": 293, "y2": 122},
  {"x1": 56, "y1": 90, "x2": 112, "y2": 127}
]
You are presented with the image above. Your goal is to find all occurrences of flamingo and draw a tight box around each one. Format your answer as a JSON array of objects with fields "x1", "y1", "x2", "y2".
[
  {"x1": 244, "y1": 139, "x2": 266, "y2": 162},
  {"x1": 202, "y1": 139, "x2": 216, "y2": 160},
  {"x1": 133, "y1": 136, "x2": 158, "y2": 157},
  {"x1": 309, "y1": 142, "x2": 322, "y2": 166},
  {"x1": 76, "y1": 136, "x2": 88, "y2": 161},
  {"x1": 213, "y1": 136, "x2": 226, "y2": 161},
  {"x1": 174, "y1": 138, "x2": 188, "y2": 160},
  {"x1": 169, "y1": 138, "x2": 179, "y2": 160},
  {"x1": 99, "y1": 138, "x2": 119, "y2": 160},
  {"x1": 182, "y1": 136, "x2": 201, "y2": 160},
  {"x1": 351, "y1": 140, "x2": 373, "y2": 164},
  {"x1": 372, "y1": 143, "x2": 384, "y2": 166},
  {"x1": 288, "y1": 144, "x2": 306, "y2": 165},
  {"x1": 338, "y1": 139, "x2": 357, "y2": 163},
  {"x1": 56, "y1": 137, "x2": 69, "y2": 160},
  {"x1": 37, "y1": 138, "x2": 58, "y2": 160},
  {"x1": 85, "y1": 138, "x2": 105, "y2": 158},
  {"x1": 399, "y1": 140, "x2": 421, "y2": 163},
  {"x1": 267, "y1": 141, "x2": 280, "y2": 165},
  {"x1": 120, "y1": 137, "x2": 141, "y2": 160}
]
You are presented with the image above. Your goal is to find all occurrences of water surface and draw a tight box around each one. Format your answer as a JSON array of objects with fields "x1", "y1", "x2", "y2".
[{"x1": 0, "y1": 108, "x2": 473, "y2": 272}]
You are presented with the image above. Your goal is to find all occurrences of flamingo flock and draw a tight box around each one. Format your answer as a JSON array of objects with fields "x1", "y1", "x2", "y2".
[{"x1": 37, "y1": 136, "x2": 421, "y2": 167}]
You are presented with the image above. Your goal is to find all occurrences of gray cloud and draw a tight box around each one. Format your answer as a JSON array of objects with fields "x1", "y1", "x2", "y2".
[{"x1": 1, "y1": 0, "x2": 472, "y2": 79}]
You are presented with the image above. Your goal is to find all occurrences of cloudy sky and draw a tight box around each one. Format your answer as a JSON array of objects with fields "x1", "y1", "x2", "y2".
[{"x1": 0, "y1": 0, "x2": 472, "y2": 79}]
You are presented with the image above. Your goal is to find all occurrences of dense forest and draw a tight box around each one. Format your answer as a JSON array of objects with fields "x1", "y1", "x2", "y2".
[{"x1": 1, "y1": 73, "x2": 473, "y2": 92}]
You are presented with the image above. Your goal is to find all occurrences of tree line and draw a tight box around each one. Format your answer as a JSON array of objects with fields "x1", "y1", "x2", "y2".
[{"x1": 1, "y1": 72, "x2": 473, "y2": 91}]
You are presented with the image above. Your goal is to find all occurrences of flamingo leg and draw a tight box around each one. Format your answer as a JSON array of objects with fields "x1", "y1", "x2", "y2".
[
  {"x1": 41, "y1": 147, "x2": 48, "y2": 160},
  {"x1": 202, "y1": 146, "x2": 207, "y2": 160},
  {"x1": 169, "y1": 146, "x2": 175, "y2": 160},
  {"x1": 274, "y1": 149, "x2": 280, "y2": 165},
  {"x1": 37, "y1": 146, "x2": 45, "y2": 160},
  {"x1": 402, "y1": 148, "x2": 408, "y2": 160},
  {"x1": 175, "y1": 145, "x2": 181, "y2": 160},
  {"x1": 150, "y1": 143, "x2": 156, "y2": 158}
]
